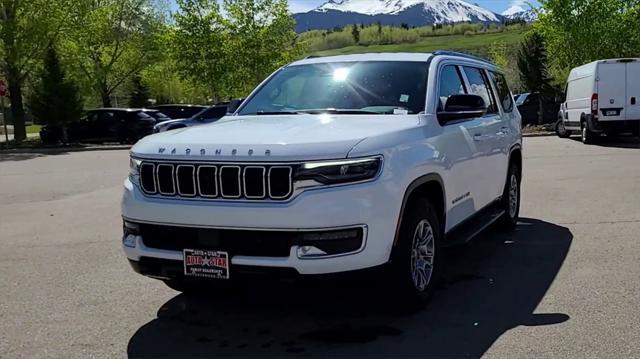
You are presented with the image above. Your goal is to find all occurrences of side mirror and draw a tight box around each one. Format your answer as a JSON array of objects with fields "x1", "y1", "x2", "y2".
[
  {"x1": 437, "y1": 94, "x2": 487, "y2": 123},
  {"x1": 226, "y1": 98, "x2": 245, "y2": 114}
]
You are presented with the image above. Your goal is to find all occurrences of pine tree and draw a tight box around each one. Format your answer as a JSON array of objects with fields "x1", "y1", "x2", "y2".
[
  {"x1": 517, "y1": 32, "x2": 553, "y2": 125},
  {"x1": 351, "y1": 24, "x2": 360, "y2": 44},
  {"x1": 28, "y1": 47, "x2": 83, "y2": 142},
  {"x1": 129, "y1": 75, "x2": 151, "y2": 108}
]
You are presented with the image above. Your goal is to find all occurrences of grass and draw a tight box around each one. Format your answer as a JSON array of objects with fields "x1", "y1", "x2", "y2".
[
  {"x1": 26, "y1": 124, "x2": 42, "y2": 134},
  {"x1": 309, "y1": 29, "x2": 526, "y2": 57}
]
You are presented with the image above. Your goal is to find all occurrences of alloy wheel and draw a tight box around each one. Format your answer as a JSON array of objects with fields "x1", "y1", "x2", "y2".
[{"x1": 410, "y1": 219, "x2": 435, "y2": 291}]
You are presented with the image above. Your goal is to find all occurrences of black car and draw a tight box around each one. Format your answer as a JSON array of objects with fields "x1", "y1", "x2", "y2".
[
  {"x1": 515, "y1": 93, "x2": 560, "y2": 125},
  {"x1": 153, "y1": 102, "x2": 234, "y2": 132},
  {"x1": 149, "y1": 104, "x2": 207, "y2": 119},
  {"x1": 40, "y1": 108, "x2": 157, "y2": 144}
]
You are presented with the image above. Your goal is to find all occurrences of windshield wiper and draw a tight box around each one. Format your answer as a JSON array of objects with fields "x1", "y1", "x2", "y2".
[
  {"x1": 249, "y1": 110, "x2": 302, "y2": 115},
  {"x1": 298, "y1": 109, "x2": 380, "y2": 115}
]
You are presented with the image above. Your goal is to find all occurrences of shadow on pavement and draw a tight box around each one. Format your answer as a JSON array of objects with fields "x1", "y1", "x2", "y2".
[{"x1": 127, "y1": 218, "x2": 572, "y2": 357}]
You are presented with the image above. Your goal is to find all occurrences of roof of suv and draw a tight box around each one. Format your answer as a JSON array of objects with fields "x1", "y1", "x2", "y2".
[
  {"x1": 291, "y1": 51, "x2": 497, "y2": 69},
  {"x1": 292, "y1": 52, "x2": 433, "y2": 66}
]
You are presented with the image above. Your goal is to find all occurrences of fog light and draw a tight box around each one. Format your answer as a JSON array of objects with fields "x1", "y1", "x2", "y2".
[
  {"x1": 123, "y1": 220, "x2": 140, "y2": 236},
  {"x1": 297, "y1": 245, "x2": 327, "y2": 258},
  {"x1": 123, "y1": 234, "x2": 137, "y2": 248}
]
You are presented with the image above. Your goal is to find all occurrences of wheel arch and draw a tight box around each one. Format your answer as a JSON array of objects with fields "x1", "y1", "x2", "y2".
[
  {"x1": 393, "y1": 173, "x2": 446, "y2": 249},
  {"x1": 509, "y1": 144, "x2": 522, "y2": 180}
]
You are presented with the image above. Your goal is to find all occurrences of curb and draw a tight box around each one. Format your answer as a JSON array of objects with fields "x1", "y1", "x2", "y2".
[
  {"x1": 522, "y1": 132, "x2": 556, "y2": 138},
  {"x1": 0, "y1": 144, "x2": 131, "y2": 154}
]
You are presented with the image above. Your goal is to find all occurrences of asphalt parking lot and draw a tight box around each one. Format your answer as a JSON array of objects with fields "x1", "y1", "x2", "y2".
[{"x1": 1, "y1": 136, "x2": 639, "y2": 358}]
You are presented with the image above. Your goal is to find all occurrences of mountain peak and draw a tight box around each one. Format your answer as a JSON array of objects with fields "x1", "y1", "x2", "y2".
[{"x1": 313, "y1": 0, "x2": 499, "y2": 22}]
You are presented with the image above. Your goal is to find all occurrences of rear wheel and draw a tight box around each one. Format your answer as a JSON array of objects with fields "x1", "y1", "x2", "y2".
[
  {"x1": 498, "y1": 162, "x2": 520, "y2": 230},
  {"x1": 581, "y1": 121, "x2": 596, "y2": 144},
  {"x1": 390, "y1": 199, "x2": 442, "y2": 309},
  {"x1": 555, "y1": 120, "x2": 571, "y2": 138}
]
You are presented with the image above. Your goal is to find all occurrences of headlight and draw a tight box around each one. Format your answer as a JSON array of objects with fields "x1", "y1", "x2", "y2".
[
  {"x1": 294, "y1": 157, "x2": 382, "y2": 185},
  {"x1": 129, "y1": 157, "x2": 141, "y2": 182}
]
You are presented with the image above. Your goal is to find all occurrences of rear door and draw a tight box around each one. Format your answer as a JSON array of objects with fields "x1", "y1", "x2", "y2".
[
  {"x1": 461, "y1": 65, "x2": 505, "y2": 208},
  {"x1": 597, "y1": 62, "x2": 626, "y2": 121},
  {"x1": 626, "y1": 62, "x2": 640, "y2": 120}
]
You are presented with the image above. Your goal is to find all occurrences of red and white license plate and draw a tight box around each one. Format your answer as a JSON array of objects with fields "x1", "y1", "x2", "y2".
[{"x1": 183, "y1": 249, "x2": 229, "y2": 279}]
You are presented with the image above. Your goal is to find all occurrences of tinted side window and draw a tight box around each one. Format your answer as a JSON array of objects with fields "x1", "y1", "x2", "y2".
[
  {"x1": 489, "y1": 71, "x2": 513, "y2": 113},
  {"x1": 438, "y1": 65, "x2": 466, "y2": 110},
  {"x1": 463, "y1": 66, "x2": 498, "y2": 114}
]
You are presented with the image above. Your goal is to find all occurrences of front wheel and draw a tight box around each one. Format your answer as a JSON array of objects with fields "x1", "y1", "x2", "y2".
[
  {"x1": 556, "y1": 120, "x2": 571, "y2": 138},
  {"x1": 390, "y1": 199, "x2": 442, "y2": 309},
  {"x1": 498, "y1": 162, "x2": 521, "y2": 230}
]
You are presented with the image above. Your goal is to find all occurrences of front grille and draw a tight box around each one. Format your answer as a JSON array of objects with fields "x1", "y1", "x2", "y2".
[{"x1": 139, "y1": 161, "x2": 293, "y2": 201}]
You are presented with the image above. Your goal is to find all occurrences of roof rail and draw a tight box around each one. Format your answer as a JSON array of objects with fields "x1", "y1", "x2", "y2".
[
  {"x1": 432, "y1": 50, "x2": 494, "y2": 65},
  {"x1": 304, "y1": 55, "x2": 321, "y2": 59}
]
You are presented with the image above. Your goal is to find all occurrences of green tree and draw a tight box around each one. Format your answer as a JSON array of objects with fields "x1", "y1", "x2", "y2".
[
  {"x1": 63, "y1": 0, "x2": 162, "y2": 107},
  {"x1": 488, "y1": 40, "x2": 522, "y2": 92},
  {"x1": 171, "y1": 0, "x2": 228, "y2": 102},
  {"x1": 536, "y1": 0, "x2": 640, "y2": 75},
  {"x1": 517, "y1": 32, "x2": 553, "y2": 124},
  {"x1": 351, "y1": 24, "x2": 360, "y2": 44},
  {"x1": 0, "y1": 0, "x2": 71, "y2": 141},
  {"x1": 128, "y1": 74, "x2": 150, "y2": 108},
  {"x1": 223, "y1": 0, "x2": 304, "y2": 97},
  {"x1": 28, "y1": 47, "x2": 82, "y2": 141}
]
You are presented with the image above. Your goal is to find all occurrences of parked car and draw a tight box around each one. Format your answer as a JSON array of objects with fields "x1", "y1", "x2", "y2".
[
  {"x1": 515, "y1": 92, "x2": 559, "y2": 126},
  {"x1": 142, "y1": 109, "x2": 172, "y2": 123},
  {"x1": 556, "y1": 58, "x2": 640, "y2": 143},
  {"x1": 152, "y1": 102, "x2": 234, "y2": 133},
  {"x1": 122, "y1": 51, "x2": 522, "y2": 307},
  {"x1": 149, "y1": 104, "x2": 207, "y2": 119},
  {"x1": 40, "y1": 108, "x2": 156, "y2": 144}
]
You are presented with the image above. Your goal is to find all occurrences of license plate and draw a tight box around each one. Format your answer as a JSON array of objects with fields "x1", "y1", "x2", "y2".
[
  {"x1": 183, "y1": 249, "x2": 229, "y2": 279},
  {"x1": 606, "y1": 110, "x2": 617, "y2": 116}
]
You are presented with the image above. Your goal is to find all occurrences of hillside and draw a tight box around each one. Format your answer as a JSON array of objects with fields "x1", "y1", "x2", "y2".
[{"x1": 306, "y1": 26, "x2": 527, "y2": 58}]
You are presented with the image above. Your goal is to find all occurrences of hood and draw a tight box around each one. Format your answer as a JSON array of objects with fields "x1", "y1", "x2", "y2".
[{"x1": 133, "y1": 114, "x2": 420, "y2": 161}]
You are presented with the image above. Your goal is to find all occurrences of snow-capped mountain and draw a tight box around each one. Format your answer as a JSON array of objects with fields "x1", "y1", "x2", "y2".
[
  {"x1": 293, "y1": 0, "x2": 503, "y2": 32},
  {"x1": 502, "y1": 8, "x2": 538, "y2": 22}
]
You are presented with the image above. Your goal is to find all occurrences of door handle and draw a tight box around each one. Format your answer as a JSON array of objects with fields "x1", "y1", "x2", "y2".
[
  {"x1": 473, "y1": 134, "x2": 488, "y2": 141},
  {"x1": 496, "y1": 127, "x2": 510, "y2": 136}
]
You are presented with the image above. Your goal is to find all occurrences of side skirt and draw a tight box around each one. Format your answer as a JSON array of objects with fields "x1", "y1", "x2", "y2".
[{"x1": 444, "y1": 200, "x2": 504, "y2": 247}]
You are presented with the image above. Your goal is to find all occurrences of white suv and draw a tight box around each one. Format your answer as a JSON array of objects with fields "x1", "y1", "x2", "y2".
[{"x1": 122, "y1": 51, "x2": 522, "y2": 306}]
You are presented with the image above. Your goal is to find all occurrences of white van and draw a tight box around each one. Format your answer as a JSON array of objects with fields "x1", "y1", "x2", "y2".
[{"x1": 556, "y1": 58, "x2": 640, "y2": 143}]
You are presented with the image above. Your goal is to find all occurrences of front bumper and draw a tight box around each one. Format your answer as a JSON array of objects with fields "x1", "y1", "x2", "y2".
[{"x1": 121, "y1": 176, "x2": 401, "y2": 275}]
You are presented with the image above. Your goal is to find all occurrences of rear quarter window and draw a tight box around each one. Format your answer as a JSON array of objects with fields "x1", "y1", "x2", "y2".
[{"x1": 489, "y1": 72, "x2": 514, "y2": 113}]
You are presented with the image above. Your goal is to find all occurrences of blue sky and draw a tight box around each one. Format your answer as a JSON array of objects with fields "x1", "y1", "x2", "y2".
[{"x1": 170, "y1": 1, "x2": 540, "y2": 15}]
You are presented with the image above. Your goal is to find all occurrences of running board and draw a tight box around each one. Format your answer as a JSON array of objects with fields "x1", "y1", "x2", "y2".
[{"x1": 444, "y1": 201, "x2": 505, "y2": 247}]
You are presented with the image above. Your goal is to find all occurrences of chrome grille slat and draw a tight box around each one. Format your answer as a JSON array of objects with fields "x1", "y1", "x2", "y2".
[
  {"x1": 156, "y1": 164, "x2": 176, "y2": 195},
  {"x1": 243, "y1": 166, "x2": 266, "y2": 199},
  {"x1": 196, "y1": 165, "x2": 218, "y2": 197},
  {"x1": 139, "y1": 161, "x2": 294, "y2": 201},
  {"x1": 176, "y1": 165, "x2": 196, "y2": 197}
]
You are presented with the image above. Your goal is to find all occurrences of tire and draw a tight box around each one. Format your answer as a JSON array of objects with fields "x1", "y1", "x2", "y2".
[
  {"x1": 390, "y1": 199, "x2": 442, "y2": 309},
  {"x1": 581, "y1": 121, "x2": 596, "y2": 144},
  {"x1": 555, "y1": 120, "x2": 571, "y2": 138},
  {"x1": 498, "y1": 162, "x2": 521, "y2": 230}
]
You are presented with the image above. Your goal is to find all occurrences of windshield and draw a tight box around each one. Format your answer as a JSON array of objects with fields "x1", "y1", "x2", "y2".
[
  {"x1": 515, "y1": 93, "x2": 529, "y2": 106},
  {"x1": 238, "y1": 61, "x2": 429, "y2": 116}
]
